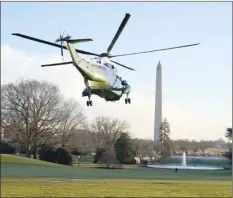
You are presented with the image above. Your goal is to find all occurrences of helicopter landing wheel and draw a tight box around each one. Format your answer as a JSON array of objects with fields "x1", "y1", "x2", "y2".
[
  {"x1": 86, "y1": 100, "x2": 93, "y2": 106},
  {"x1": 125, "y1": 98, "x2": 131, "y2": 104}
]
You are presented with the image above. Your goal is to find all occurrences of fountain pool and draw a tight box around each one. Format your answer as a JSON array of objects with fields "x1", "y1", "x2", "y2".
[{"x1": 147, "y1": 152, "x2": 224, "y2": 170}]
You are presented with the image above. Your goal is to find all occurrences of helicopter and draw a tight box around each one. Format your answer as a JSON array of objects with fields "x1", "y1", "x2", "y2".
[{"x1": 12, "y1": 13, "x2": 200, "y2": 107}]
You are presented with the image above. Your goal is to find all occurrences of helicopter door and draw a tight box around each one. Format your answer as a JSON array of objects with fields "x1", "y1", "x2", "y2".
[{"x1": 112, "y1": 75, "x2": 122, "y2": 89}]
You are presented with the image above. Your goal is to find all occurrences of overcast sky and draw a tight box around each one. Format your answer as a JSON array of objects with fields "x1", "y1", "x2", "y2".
[{"x1": 1, "y1": 2, "x2": 232, "y2": 141}]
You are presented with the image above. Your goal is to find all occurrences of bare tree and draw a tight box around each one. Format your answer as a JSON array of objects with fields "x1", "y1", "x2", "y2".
[
  {"x1": 88, "y1": 116, "x2": 129, "y2": 150},
  {"x1": 169, "y1": 140, "x2": 177, "y2": 155},
  {"x1": 152, "y1": 141, "x2": 161, "y2": 161},
  {"x1": 31, "y1": 129, "x2": 59, "y2": 158},
  {"x1": 132, "y1": 138, "x2": 154, "y2": 160},
  {"x1": 189, "y1": 140, "x2": 199, "y2": 155},
  {"x1": 67, "y1": 129, "x2": 95, "y2": 154},
  {"x1": 198, "y1": 140, "x2": 214, "y2": 155},
  {"x1": 56, "y1": 99, "x2": 86, "y2": 148},
  {"x1": 176, "y1": 139, "x2": 190, "y2": 154},
  {"x1": 1, "y1": 79, "x2": 61, "y2": 157}
]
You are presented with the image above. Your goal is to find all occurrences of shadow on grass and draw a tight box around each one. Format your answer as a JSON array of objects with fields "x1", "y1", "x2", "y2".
[{"x1": 94, "y1": 166, "x2": 124, "y2": 170}]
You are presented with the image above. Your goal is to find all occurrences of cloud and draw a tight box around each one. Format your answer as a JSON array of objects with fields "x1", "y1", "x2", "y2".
[{"x1": 1, "y1": 44, "x2": 230, "y2": 141}]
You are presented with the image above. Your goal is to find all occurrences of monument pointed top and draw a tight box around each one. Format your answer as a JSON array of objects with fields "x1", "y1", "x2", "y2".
[{"x1": 157, "y1": 61, "x2": 162, "y2": 69}]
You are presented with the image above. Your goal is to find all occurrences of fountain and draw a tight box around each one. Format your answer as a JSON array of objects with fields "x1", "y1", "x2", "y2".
[
  {"x1": 147, "y1": 151, "x2": 224, "y2": 170},
  {"x1": 182, "y1": 151, "x2": 187, "y2": 167}
]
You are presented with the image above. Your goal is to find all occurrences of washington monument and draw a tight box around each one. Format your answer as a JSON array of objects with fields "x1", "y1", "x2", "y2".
[{"x1": 154, "y1": 61, "x2": 162, "y2": 142}]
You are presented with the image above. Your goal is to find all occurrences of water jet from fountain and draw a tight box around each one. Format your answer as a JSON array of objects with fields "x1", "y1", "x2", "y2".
[{"x1": 182, "y1": 151, "x2": 187, "y2": 167}]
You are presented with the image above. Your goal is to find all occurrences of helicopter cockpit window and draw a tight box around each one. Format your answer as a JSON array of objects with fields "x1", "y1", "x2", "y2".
[
  {"x1": 104, "y1": 63, "x2": 114, "y2": 69},
  {"x1": 104, "y1": 63, "x2": 110, "y2": 68}
]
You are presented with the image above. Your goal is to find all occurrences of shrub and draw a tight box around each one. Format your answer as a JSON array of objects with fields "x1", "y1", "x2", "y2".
[
  {"x1": 141, "y1": 160, "x2": 148, "y2": 165},
  {"x1": 71, "y1": 150, "x2": 82, "y2": 156},
  {"x1": 98, "y1": 148, "x2": 122, "y2": 169},
  {"x1": 114, "y1": 132, "x2": 136, "y2": 164},
  {"x1": 93, "y1": 148, "x2": 106, "y2": 163},
  {"x1": 223, "y1": 151, "x2": 232, "y2": 163},
  {"x1": 129, "y1": 159, "x2": 136, "y2": 164},
  {"x1": 0, "y1": 141, "x2": 16, "y2": 154},
  {"x1": 56, "y1": 148, "x2": 73, "y2": 166},
  {"x1": 39, "y1": 146, "x2": 57, "y2": 163}
]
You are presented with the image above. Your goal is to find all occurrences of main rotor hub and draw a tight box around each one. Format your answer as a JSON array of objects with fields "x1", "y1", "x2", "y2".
[
  {"x1": 56, "y1": 35, "x2": 71, "y2": 43},
  {"x1": 99, "y1": 53, "x2": 110, "y2": 58}
]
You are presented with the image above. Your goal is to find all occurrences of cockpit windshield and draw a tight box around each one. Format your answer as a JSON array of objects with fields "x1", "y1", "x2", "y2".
[
  {"x1": 104, "y1": 63, "x2": 117, "y2": 73},
  {"x1": 103, "y1": 63, "x2": 113, "y2": 68}
]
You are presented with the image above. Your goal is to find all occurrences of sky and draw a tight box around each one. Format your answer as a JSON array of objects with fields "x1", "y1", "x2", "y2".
[{"x1": 1, "y1": 2, "x2": 232, "y2": 141}]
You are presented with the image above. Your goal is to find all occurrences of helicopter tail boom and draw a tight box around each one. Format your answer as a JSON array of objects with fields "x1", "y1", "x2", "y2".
[{"x1": 65, "y1": 40, "x2": 107, "y2": 83}]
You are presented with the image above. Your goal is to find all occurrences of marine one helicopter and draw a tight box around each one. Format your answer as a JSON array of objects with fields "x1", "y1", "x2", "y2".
[{"x1": 12, "y1": 13, "x2": 200, "y2": 107}]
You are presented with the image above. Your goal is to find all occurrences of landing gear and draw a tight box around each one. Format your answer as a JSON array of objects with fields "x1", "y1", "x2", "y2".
[
  {"x1": 125, "y1": 92, "x2": 131, "y2": 104},
  {"x1": 86, "y1": 88, "x2": 93, "y2": 107},
  {"x1": 84, "y1": 79, "x2": 93, "y2": 107},
  {"x1": 125, "y1": 98, "x2": 131, "y2": 104},
  {"x1": 86, "y1": 100, "x2": 93, "y2": 106}
]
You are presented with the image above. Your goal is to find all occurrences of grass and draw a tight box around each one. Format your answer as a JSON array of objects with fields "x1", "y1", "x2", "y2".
[
  {"x1": 1, "y1": 154, "x2": 232, "y2": 180},
  {"x1": 2, "y1": 178, "x2": 232, "y2": 197},
  {"x1": 1, "y1": 154, "x2": 232, "y2": 197},
  {"x1": 1, "y1": 154, "x2": 63, "y2": 166}
]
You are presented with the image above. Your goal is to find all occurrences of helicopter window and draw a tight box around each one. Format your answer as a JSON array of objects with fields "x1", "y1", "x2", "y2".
[
  {"x1": 104, "y1": 63, "x2": 114, "y2": 69},
  {"x1": 104, "y1": 63, "x2": 110, "y2": 68}
]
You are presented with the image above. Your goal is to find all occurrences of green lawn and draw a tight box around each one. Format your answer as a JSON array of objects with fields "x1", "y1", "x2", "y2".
[
  {"x1": 2, "y1": 178, "x2": 232, "y2": 197},
  {"x1": 1, "y1": 154, "x2": 63, "y2": 166},
  {"x1": 1, "y1": 154, "x2": 232, "y2": 197}
]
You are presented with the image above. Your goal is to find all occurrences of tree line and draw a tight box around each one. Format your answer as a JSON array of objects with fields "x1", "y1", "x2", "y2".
[
  {"x1": 1, "y1": 79, "x2": 86, "y2": 158},
  {"x1": 1, "y1": 79, "x2": 231, "y2": 166}
]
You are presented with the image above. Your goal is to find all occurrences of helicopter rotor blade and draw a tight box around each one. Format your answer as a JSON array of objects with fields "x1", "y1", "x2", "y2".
[
  {"x1": 12, "y1": 33, "x2": 100, "y2": 56},
  {"x1": 106, "y1": 13, "x2": 130, "y2": 54},
  {"x1": 41, "y1": 61, "x2": 73, "y2": 67},
  {"x1": 111, "y1": 60, "x2": 135, "y2": 71},
  {"x1": 60, "y1": 41, "x2": 64, "y2": 57},
  {"x1": 109, "y1": 43, "x2": 200, "y2": 58}
]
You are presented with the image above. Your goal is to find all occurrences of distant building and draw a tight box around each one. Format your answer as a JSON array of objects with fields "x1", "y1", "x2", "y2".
[
  {"x1": 1, "y1": 126, "x2": 18, "y2": 140},
  {"x1": 0, "y1": 126, "x2": 12, "y2": 143},
  {"x1": 216, "y1": 138, "x2": 227, "y2": 148},
  {"x1": 0, "y1": 126, "x2": 4, "y2": 138}
]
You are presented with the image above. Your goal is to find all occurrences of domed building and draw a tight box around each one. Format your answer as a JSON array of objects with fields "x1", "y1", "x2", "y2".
[{"x1": 216, "y1": 138, "x2": 227, "y2": 148}]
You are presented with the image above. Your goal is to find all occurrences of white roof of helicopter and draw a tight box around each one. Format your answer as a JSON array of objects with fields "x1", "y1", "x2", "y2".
[{"x1": 94, "y1": 56, "x2": 111, "y2": 63}]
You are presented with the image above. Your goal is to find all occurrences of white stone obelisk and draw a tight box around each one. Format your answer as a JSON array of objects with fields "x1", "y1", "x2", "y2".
[{"x1": 154, "y1": 61, "x2": 162, "y2": 142}]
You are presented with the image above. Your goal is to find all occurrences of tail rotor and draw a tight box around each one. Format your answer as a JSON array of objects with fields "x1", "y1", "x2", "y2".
[{"x1": 55, "y1": 31, "x2": 67, "y2": 60}]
